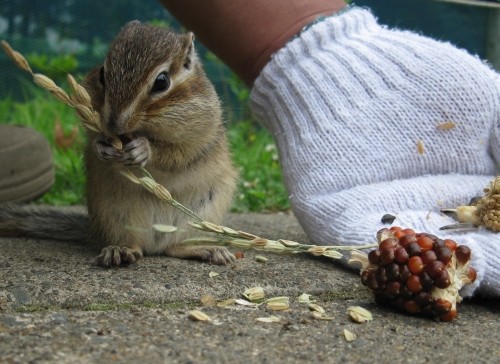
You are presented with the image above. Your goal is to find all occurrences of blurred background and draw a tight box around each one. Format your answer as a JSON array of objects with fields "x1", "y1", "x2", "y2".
[{"x1": 0, "y1": 0, "x2": 498, "y2": 210}]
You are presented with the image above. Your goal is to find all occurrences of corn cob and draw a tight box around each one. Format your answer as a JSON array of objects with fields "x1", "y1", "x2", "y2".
[{"x1": 353, "y1": 227, "x2": 476, "y2": 322}]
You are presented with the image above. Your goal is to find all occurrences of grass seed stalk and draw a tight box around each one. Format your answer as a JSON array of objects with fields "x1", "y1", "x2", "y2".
[{"x1": 1, "y1": 40, "x2": 377, "y2": 261}]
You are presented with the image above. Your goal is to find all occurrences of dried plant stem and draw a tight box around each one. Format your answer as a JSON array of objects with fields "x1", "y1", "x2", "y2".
[
  {"x1": 123, "y1": 169, "x2": 378, "y2": 259},
  {"x1": 2, "y1": 41, "x2": 378, "y2": 262}
]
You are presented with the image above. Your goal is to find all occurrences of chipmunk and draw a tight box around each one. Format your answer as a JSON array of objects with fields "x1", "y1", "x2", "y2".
[{"x1": 0, "y1": 21, "x2": 238, "y2": 267}]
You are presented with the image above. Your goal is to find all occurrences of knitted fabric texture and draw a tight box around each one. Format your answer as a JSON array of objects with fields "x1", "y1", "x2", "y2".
[{"x1": 250, "y1": 8, "x2": 500, "y2": 297}]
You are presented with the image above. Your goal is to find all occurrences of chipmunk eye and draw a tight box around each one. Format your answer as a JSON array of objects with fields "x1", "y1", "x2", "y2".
[
  {"x1": 99, "y1": 67, "x2": 105, "y2": 87},
  {"x1": 151, "y1": 72, "x2": 170, "y2": 94}
]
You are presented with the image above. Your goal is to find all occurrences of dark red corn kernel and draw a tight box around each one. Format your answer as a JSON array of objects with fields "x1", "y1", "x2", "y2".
[
  {"x1": 394, "y1": 247, "x2": 409, "y2": 264},
  {"x1": 406, "y1": 242, "x2": 421, "y2": 257},
  {"x1": 468, "y1": 267, "x2": 477, "y2": 282},
  {"x1": 433, "y1": 239, "x2": 446, "y2": 250},
  {"x1": 416, "y1": 236, "x2": 434, "y2": 251},
  {"x1": 414, "y1": 292, "x2": 431, "y2": 307},
  {"x1": 455, "y1": 245, "x2": 471, "y2": 264},
  {"x1": 380, "y1": 247, "x2": 396, "y2": 265},
  {"x1": 391, "y1": 297, "x2": 406, "y2": 311},
  {"x1": 379, "y1": 238, "x2": 399, "y2": 251},
  {"x1": 432, "y1": 298, "x2": 452, "y2": 315},
  {"x1": 376, "y1": 266, "x2": 388, "y2": 285},
  {"x1": 426, "y1": 234, "x2": 438, "y2": 242},
  {"x1": 374, "y1": 290, "x2": 392, "y2": 304},
  {"x1": 436, "y1": 246, "x2": 452, "y2": 265},
  {"x1": 440, "y1": 309, "x2": 457, "y2": 322},
  {"x1": 408, "y1": 256, "x2": 424, "y2": 274},
  {"x1": 404, "y1": 300, "x2": 421, "y2": 314},
  {"x1": 368, "y1": 249, "x2": 381, "y2": 265},
  {"x1": 407, "y1": 275, "x2": 423, "y2": 294},
  {"x1": 361, "y1": 270, "x2": 371, "y2": 286},
  {"x1": 399, "y1": 234, "x2": 417, "y2": 248},
  {"x1": 424, "y1": 260, "x2": 445, "y2": 279},
  {"x1": 444, "y1": 239, "x2": 457, "y2": 251},
  {"x1": 402, "y1": 228, "x2": 416, "y2": 236},
  {"x1": 421, "y1": 304, "x2": 435, "y2": 318},
  {"x1": 419, "y1": 271, "x2": 434, "y2": 292},
  {"x1": 399, "y1": 284, "x2": 413, "y2": 299},
  {"x1": 399, "y1": 264, "x2": 412, "y2": 281},
  {"x1": 367, "y1": 273, "x2": 379, "y2": 290},
  {"x1": 385, "y1": 281, "x2": 401, "y2": 298},
  {"x1": 393, "y1": 230, "x2": 406, "y2": 239},
  {"x1": 421, "y1": 250, "x2": 437, "y2": 265},
  {"x1": 434, "y1": 269, "x2": 451, "y2": 289},
  {"x1": 386, "y1": 263, "x2": 400, "y2": 281}
]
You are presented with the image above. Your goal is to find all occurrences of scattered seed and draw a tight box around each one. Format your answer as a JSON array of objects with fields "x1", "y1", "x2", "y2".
[
  {"x1": 234, "y1": 299, "x2": 258, "y2": 307},
  {"x1": 243, "y1": 287, "x2": 265, "y2": 301},
  {"x1": 310, "y1": 311, "x2": 334, "y2": 320},
  {"x1": 208, "y1": 271, "x2": 219, "y2": 278},
  {"x1": 216, "y1": 298, "x2": 236, "y2": 308},
  {"x1": 347, "y1": 306, "x2": 373, "y2": 323},
  {"x1": 267, "y1": 301, "x2": 289, "y2": 311},
  {"x1": 265, "y1": 296, "x2": 290, "y2": 304},
  {"x1": 381, "y1": 214, "x2": 396, "y2": 224},
  {"x1": 255, "y1": 316, "x2": 281, "y2": 323},
  {"x1": 297, "y1": 293, "x2": 316, "y2": 304},
  {"x1": 308, "y1": 303, "x2": 325, "y2": 314},
  {"x1": 200, "y1": 294, "x2": 216, "y2": 307},
  {"x1": 234, "y1": 251, "x2": 245, "y2": 259},
  {"x1": 188, "y1": 310, "x2": 211, "y2": 322},
  {"x1": 436, "y1": 121, "x2": 456, "y2": 131},
  {"x1": 255, "y1": 255, "x2": 268, "y2": 262},
  {"x1": 152, "y1": 224, "x2": 178, "y2": 233},
  {"x1": 417, "y1": 139, "x2": 425, "y2": 155},
  {"x1": 344, "y1": 329, "x2": 356, "y2": 342}
]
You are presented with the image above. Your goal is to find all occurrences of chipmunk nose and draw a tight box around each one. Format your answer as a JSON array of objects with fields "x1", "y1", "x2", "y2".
[{"x1": 106, "y1": 113, "x2": 126, "y2": 135}]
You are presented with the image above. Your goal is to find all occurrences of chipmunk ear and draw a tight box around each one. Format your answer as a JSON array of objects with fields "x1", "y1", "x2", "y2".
[
  {"x1": 125, "y1": 20, "x2": 141, "y2": 28},
  {"x1": 183, "y1": 32, "x2": 195, "y2": 70}
]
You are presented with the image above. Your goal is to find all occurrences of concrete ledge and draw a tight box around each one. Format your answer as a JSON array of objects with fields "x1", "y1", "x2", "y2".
[{"x1": 1, "y1": 212, "x2": 499, "y2": 363}]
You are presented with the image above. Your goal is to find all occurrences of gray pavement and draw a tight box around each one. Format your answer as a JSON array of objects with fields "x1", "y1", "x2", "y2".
[{"x1": 0, "y1": 211, "x2": 499, "y2": 364}]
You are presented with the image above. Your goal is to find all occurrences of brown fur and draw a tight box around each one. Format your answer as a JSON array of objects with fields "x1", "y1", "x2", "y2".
[{"x1": 1, "y1": 21, "x2": 238, "y2": 267}]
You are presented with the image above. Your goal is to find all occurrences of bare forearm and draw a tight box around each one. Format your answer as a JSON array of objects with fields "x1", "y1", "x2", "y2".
[{"x1": 160, "y1": 0, "x2": 346, "y2": 85}]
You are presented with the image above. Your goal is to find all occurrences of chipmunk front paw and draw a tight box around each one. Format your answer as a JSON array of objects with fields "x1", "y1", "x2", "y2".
[
  {"x1": 120, "y1": 136, "x2": 150, "y2": 168},
  {"x1": 93, "y1": 134, "x2": 122, "y2": 162},
  {"x1": 93, "y1": 135, "x2": 150, "y2": 168},
  {"x1": 97, "y1": 246, "x2": 143, "y2": 267}
]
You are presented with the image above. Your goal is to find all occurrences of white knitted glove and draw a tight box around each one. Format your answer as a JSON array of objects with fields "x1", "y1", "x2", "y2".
[{"x1": 250, "y1": 8, "x2": 500, "y2": 297}]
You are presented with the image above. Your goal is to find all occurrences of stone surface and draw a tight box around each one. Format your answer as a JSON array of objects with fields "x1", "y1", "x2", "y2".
[{"x1": 0, "y1": 212, "x2": 499, "y2": 363}]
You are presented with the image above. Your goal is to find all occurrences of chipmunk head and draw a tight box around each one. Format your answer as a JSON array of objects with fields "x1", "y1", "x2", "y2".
[{"x1": 88, "y1": 21, "x2": 220, "y2": 141}]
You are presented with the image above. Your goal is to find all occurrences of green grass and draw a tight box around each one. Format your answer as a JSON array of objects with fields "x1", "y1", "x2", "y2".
[{"x1": 0, "y1": 87, "x2": 289, "y2": 212}]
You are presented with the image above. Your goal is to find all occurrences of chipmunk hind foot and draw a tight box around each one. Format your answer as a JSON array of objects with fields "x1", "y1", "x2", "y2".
[
  {"x1": 165, "y1": 244, "x2": 235, "y2": 265},
  {"x1": 97, "y1": 245, "x2": 143, "y2": 267}
]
